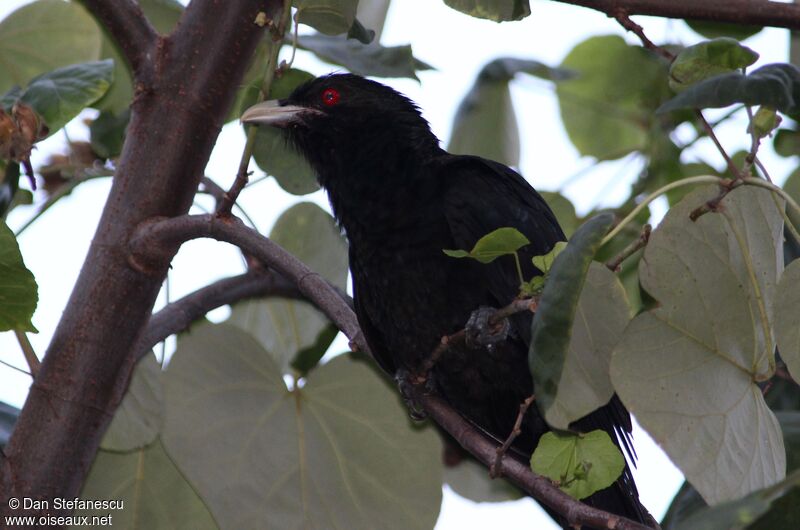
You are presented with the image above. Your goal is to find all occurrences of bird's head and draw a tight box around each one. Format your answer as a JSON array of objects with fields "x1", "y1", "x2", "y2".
[{"x1": 241, "y1": 74, "x2": 441, "y2": 189}]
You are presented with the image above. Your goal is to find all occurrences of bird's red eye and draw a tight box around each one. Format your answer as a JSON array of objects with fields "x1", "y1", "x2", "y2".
[{"x1": 321, "y1": 88, "x2": 340, "y2": 106}]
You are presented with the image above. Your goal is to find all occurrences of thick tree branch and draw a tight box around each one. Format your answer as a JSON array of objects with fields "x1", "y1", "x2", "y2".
[
  {"x1": 78, "y1": 0, "x2": 158, "y2": 76},
  {"x1": 130, "y1": 213, "x2": 652, "y2": 530},
  {"x1": 137, "y1": 269, "x2": 301, "y2": 357},
  {"x1": 1, "y1": 0, "x2": 280, "y2": 518},
  {"x1": 137, "y1": 268, "x2": 354, "y2": 357},
  {"x1": 130, "y1": 214, "x2": 361, "y2": 341},
  {"x1": 554, "y1": 0, "x2": 800, "y2": 31}
]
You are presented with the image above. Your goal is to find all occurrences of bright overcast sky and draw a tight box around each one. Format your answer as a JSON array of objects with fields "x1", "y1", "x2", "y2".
[{"x1": 0, "y1": 1, "x2": 794, "y2": 529}]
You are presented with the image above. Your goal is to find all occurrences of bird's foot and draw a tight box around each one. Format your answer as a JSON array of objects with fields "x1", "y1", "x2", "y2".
[
  {"x1": 395, "y1": 368, "x2": 434, "y2": 421},
  {"x1": 465, "y1": 306, "x2": 509, "y2": 351}
]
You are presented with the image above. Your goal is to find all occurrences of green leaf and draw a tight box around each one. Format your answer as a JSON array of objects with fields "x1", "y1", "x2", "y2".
[
  {"x1": 347, "y1": 17, "x2": 375, "y2": 44},
  {"x1": 776, "y1": 259, "x2": 800, "y2": 382},
  {"x1": 290, "y1": 323, "x2": 338, "y2": 376},
  {"x1": 89, "y1": 109, "x2": 129, "y2": 159},
  {"x1": 443, "y1": 226, "x2": 530, "y2": 264},
  {"x1": 611, "y1": 186, "x2": 786, "y2": 504},
  {"x1": 672, "y1": 469, "x2": 800, "y2": 530},
  {"x1": 750, "y1": 106, "x2": 779, "y2": 139},
  {"x1": 228, "y1": 203, "x2": 347, "y2": 374},
  {"x1": 0, "y1": 0, "x2": 102, "y2": 95},
  {"x1": 659, "y1": 63, "x2": 800, "y2": 114},
  {"x1": 162, "y1": 324, "x2": 443, "y2": 530},
  {"x1": 100, "y1": 353, "x2": 163, "y2": 452},
  {"x1": 443, "y1": 0, "x2": 530, "y2": 22},
  {"x1": 685, "y1": 19, "x2": 763, "y2": 41},
  {"x1": 669, "y1": 38, "x2": 759, "y2": 92},
  {"x1": 18, "y1": 60, "x2": 114, "y2": 134},
  {"x1": 785, "y1": 169, "x2": 800, "y2": 232},
  {"x1": 528, "y1": 214, "x2": 615, "y2": 430},
  {"x1": 448, "y1": 58, "x2": 574, "y2": 167},
  {"x1": 556, "y1": 35, "x2": 671, "y2": 160},
  {"x1": 540, "y1": 192, "x2": 579, "y2": 238},
  {"x1": 531, "y1": 241, "x2": 567, "y2": 274},
  {"x1": 250, "y1": 69, "x2": 319, "y2": 195},
  {"x1": 445, "y1": 458, "x2": 522, "y2": 503},
  {"x1": 297, "y1": 35, "x2": 433, "y2": 80},
  {"x1": 94, "y1": 0, "x2": 184, "y2": 113},
  {"x1": 0, "y1": 219, "x2": 37, "y2": 332},
  {"x1": 663, "y1": 412, "x2": 800, "y2": 529},
  {"x1": 774, "y1": 128, "x2": 800, "y2": 157},
  {"x1": 530, "y1": 430, "x2": 625, "y2": 500},
  {"x1": 77, "y1": 439, "x2": 218, "y2": 530},
  {"x1": 296, "y1": 0, "x2": 359, "y2": 36}
]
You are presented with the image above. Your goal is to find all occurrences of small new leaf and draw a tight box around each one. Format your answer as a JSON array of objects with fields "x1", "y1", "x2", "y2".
[
  {"x1": 531, "y1": 241, "x2": 568, "y2": 274},
  {"x1": 530, "y1": 430, "x2": 625, "y2": 500},
  {"x1": 669, "y1": 38, "x2": 759, "y2": 92},
  {"x1": 443, "y1": 227, "x2": 530, "y2": 264},
  {"x1": 750, "y1": 107, "x2": 780, "y2": 139}
]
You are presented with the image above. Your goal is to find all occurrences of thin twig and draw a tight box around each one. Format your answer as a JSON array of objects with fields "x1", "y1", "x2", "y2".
[
  {"x1": 217, "y1": 0, "x2": 293, "y2": 216},
  {"x1": 13, "y1": 331, "x2": 39, "y2": 378},
  {"x1": 0, "y1": 358, "x2": 31, "y2": 377},
  {"x1": 606, "y1": 224, "x2": 651, "y2": 272},
  {"x1": 491, "y1": 394, "x2": 536, "y2": 478},
  {"x1": 695, "y1": 110, "x2": 742, "y2": 179},
  {"x1": 612, "y1": 9, "x2": 674, "y2": 61}
]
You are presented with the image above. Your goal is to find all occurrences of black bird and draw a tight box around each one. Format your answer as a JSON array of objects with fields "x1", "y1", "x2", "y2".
[{"x1": 242, "y1": 73, "x2": 652, "y2": 528}]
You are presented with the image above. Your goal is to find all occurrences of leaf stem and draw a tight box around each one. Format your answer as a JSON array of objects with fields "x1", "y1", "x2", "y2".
[
  {"x1": 600, "y1": 175, "x2": 723, "y2": 246},
  {"x1": 217, "y1": 0, "x2": 293, "y2": 217},
  {"x1": 14, "y1": 330, "x2": 39, "y2": 378},
  {"x1": 512, "y1": 252, "x2": 525, "y2": 288}
]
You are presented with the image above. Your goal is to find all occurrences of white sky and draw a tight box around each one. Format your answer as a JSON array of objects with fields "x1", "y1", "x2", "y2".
[{"x1": 0, "y1": 1, "x2": 795, "y2": 529}]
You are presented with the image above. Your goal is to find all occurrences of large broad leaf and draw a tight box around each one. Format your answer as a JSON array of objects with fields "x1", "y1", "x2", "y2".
[
  {"x1": 94, "y1": 0, "x2": 184, "y2": 113},
  {"x1": 250, "y1": 69, "x2": 319, "y2": 195},
  {"x1": 296, "y1": 0, "x2": 359, "y2": 36},
  {"x1": 529, "y1": 214, "x2": 615, "y2": 430},
  {"x1": 774, "y1": 128, "x2": 800, "y2": 158},
  {"x1": 228, "y1": 203, "x2": 348, "y2": 374},
  {"x1": 672, "y1": 469, "x2": 800, "y2": 530},
  {"x1": 556, "y1": 35, "x2": 671, "y2": 160},
  {"x1": 536, "y1": 263, "x2": 629, "y2": 430},
  {"x1": 443, "y1": 0, "x2": 530, "y2": 22},
  {"x1": 669, "y1": 38, "x2": 758, "y2": 92},
  {"x1": 89, "y1": 109, "x2": 130, "y2": 159},
  {"x1": 540, "y1": 192, "x2": 579, "y2": 238},
  {"x1": 162, "y1": 324, "x2": 443, "y2": 530},
  {"x1": 611, "y1": 186, "x2": 786, "y2": 504},
  {"x1": 100, "y1": 353, "x2": 163, "y2": 452},
  {"x1": 659, "y1": 63, "x2": 800, "y2": 115},
  {"x1": 0, "y1": 219, "x2": 37, "y2": 332},
  {"x1": 297, "y1": 34, "x2": 433, "y2": 80},
  {"x1": 448, "y1": 58, "x2": 574, "y2": 167},
  {"x1": 0, "y1": 0, "x2": 102, "y2": 95},
  {"x1": 18, "y1": 60, "x2": 114, "y2": 134},
  {"x1": 775, "y1": 258, "x2": 800, "y2": 382},
  {"x1": 444, "y1": 458, "x2": 522, "y2": 503},
  {"x1": 76, "y1": 440, "x2": 218, "y2": 530},
  {"x1": 663, "y1": 411, "x2": 800, "y2": 529},
  {"x1": 685, "y1": 19, "x2": 763, "y2": 41}
]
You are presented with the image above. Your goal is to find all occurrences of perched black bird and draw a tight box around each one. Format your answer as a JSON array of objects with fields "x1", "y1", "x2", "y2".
[{"x1": 242, "y1": 73, "x2": 652, "y2": 528}]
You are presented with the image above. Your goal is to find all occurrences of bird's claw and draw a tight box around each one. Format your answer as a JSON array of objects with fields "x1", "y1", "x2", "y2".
[
  {"x1": 465, "y1": 306, "x2": 509, "y2": 350},
  {"x1": 395, "y1": 368, "x2": 433, "y2": 421}
]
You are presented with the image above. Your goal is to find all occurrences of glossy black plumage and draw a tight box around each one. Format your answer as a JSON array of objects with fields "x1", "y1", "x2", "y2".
[{"x1": 253, "y1": 73, "x2": 650, "y2": 528}]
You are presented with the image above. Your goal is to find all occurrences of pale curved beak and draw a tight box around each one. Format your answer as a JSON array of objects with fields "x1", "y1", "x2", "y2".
[{"x1": 240, "y1": 100, "x2": 318, "y2": 128}]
